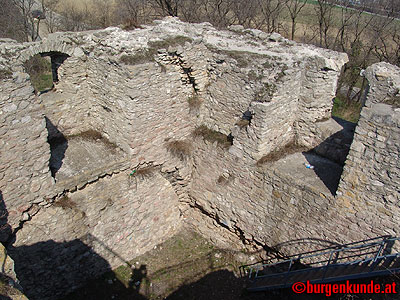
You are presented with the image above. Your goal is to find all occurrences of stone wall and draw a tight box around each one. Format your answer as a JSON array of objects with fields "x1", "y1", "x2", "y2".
[
  {"x1": 336, "y1": 62, "x2": 400, "y2": 240},
  {"x1": 0, "y1": 17, "x2": 399, "y2": 300}
]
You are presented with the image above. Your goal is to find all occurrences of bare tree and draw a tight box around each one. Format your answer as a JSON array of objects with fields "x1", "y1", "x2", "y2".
[
  {"x1": 150, "y1": 0, "x2": 182, "y2": 17},
  {"x1": 11, "y1": 0, "x2": 36, "y2": 40},
  {"x1": 314, "y1": 0, "x2": 336, "y2": 48},
  {"x1": 257, "y1": 0, "x2": 287, "y2": 33},
  {"x1": 41, "y1": 0, "x2": 60, "y2": 33},
  {"x1": 60, "y1": 3, "x2": 91, "y2": 32},
  {"x1": 230, "y1": 0, "x2": 258, "y2": 28},
  {"x1": 179, "y1": 0, "x2": 204, "y2": 23},
  {"x1": 116, "y1": 0, "x2": 148, "y2": 26},
  {"x1": 285, "y1": 0, "x2": 307, "y2": 40},
  {"x1": 0, "y1": 0, "x2": 26, "y2": 41},
  {"x1": 202, "y1": 0, "x2": 235, "y2": 28},
  {"x1": 91, "y1": 0, "x2": 115, "y2": 28}
]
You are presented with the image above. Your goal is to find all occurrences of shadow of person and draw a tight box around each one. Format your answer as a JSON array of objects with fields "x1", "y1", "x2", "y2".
[{"x1": 130, "y1": 265, "x2": 148, "y2": 292}]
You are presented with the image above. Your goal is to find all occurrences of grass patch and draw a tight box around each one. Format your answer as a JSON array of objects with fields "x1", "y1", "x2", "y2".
[
  {"x1": 148, "y1": 36, "x2": 193, "y2": 50},
  {"x1": 53, "y1": 195, "x2": 76, "y2": 209},
  {"x1": 61, "y1": 229, "x2": 246, "y2": 300},
  {"x1": 255, "y1": 82, "x2": 276, "y2": 102},
  {"x1": 0, "y1": 69, "x2": 12, "y2": 80},
  {"x1": 223, "y1": 50, "x2": 249, "y2": 68},
  {"x1": 217, "y1": 174, "x2": 234, "y2": 185},
  {"x1": 193, "y1": 125, "x2": 232, "y2": 149},
  {"x1": 257, "y1": 140, "x2": 307, "y2": 166},
  {"x1": 235, "y1": 119, "x2": 250, "y2": 128},
  {"x1": 67, "y1": 130, "x2": 119, "y2": 151},
  {"x1": 187, "y1": 94, "x2": 203, "y2": 110},
  {"x1": 166, "y1": 140, "x2": 193, "y2": 160},
  {"x1": 332, "y1": 96, "x2": 362, "y2": 123},
  {"x1": 120, "y1": 51, "x2": 156, "y2": 65},
  {"x1": 383, "y1": 95, "x2": 400, "y2": 108},
  {"x1": 23, "y1": 54, "x2": 53, "y2": 93},
  {"x1": 130, "y1": 165, "x2": 158, "y2": 179},
  {"x1": 120, "y1": 36, "x2": 193, "y2": 65}
]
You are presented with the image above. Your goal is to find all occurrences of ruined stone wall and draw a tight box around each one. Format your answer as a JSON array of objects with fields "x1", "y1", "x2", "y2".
[
  {"x1": 1, "y1": 17, "x2": 399, "y2": 300},
  {"x1": 336, "y1": 62, "x2": 400, "y2": 239},
  {"x1": 8, "y1": 171, "x2": 181, "y2": 299},
  {"x1": 0, "y1": 71, "x2": 54, "y2": 229}
]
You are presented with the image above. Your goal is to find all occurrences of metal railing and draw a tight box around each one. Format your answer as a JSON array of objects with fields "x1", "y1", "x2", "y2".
[{"x1": 240, "y1": 236, "x2": 400, "y2": 291}]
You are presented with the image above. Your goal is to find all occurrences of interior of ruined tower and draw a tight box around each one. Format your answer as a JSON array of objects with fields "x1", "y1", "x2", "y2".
[{"x1": 1, "y1": 17, "x2": 400, "y2": 300}]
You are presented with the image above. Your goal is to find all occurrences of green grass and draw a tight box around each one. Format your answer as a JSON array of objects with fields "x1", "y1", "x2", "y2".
[
  {"x1": 332, "y1": 96, "x2": 362, "y2": 123},
  {"x1": 120, "y1": 51, "x2": 156, "y2": 65},
  {"x1": 60, "y1": 230, "x2": 246, "y2": 300},
  {"x1": 148, "y1": 36, "x2": 193, "y2": 50},
  {"x1": 193, "y1": 125, "x2": 232, "y2": 148},
  {"x1": 0, "y1": 69, "x2": 13, "y2": 80},
  {"x1": 23, "y1": 55, "x2": 53, "y2": 92},
  {"x1": 31, "y1": 73, "x2": 53, "y2": 92}
]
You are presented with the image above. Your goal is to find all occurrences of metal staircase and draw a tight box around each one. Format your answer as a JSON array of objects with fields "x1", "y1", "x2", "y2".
[{"x1": 240, "y1": 236, "x2": 400, "y2": 292}]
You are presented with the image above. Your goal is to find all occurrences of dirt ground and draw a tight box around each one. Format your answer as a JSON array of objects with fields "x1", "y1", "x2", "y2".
[{"x1": 60, "y1": 229, "x2": 400, "y2": 300}]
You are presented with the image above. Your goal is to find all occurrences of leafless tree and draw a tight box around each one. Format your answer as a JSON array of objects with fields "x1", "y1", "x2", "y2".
[
  {"x1": 60, "y1": 3, "x2": 91, "y2": 32},
  {"x1": 285, "y1": 0, "x2": 307, "y2": 40},
  {"x1": 202, "y1": 0, "x2": 235, "y2": 28},
  {"x1": 314, "y1": 0, "x2": 336, "y2": 48},
  {"x1": 257, "y1": 0, "x2": 287, "y2": 33},
  {"x1": 230, "y1": 0, "x2": 258, "y2": 28},
  {"x1": 116, "y1": 0, "x2": 148, "y2": 26},
  {"x1": 41, "y1": 0, "x2": 60, "y2": 33},
  {"x1": 11, "y1": 0, "x2": 36, "y2": 40},
  {"x1": 179, "y1": 0, "x2": 205, "y2": 23},
  {"x1": 150, "y1": 0, "x2": 182, "y2": 17},
  {"x1": 91, "y1": 0, "x2": 115, "y2": 28},
  {"x1": 0, "y1": 0, "x2": 26, "y2": 41}
]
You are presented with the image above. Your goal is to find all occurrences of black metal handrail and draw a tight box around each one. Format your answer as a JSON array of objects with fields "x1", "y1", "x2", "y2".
[{"x1": 240, "y1": 236, "x2": 400, "y2": 281}]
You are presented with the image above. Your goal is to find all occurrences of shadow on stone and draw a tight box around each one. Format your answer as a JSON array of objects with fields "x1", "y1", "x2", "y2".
[
  {"x1": 303, "y1": 116, "x2": 357, "y2": 195},
  {"x1": 302, "y1": 151, "x2": 343, "y2": 195},
  {"x1": 0, "y1": 192, "x2": 12, "y2": 244},
  {"x1": 7, "y1": 238, "x2": 113, "y2": 300},
  {"x1": 45, "y1": 117, "x2": 68, "y2": 179},
  {"x1": 165, "y1": 269, "x2": 250, "y2": 300}
]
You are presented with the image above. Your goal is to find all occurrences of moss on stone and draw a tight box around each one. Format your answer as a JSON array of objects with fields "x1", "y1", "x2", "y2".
[
  {"x1": 193, "y1": 125, "x2": 232, "y2": 149},
  {"x1": 0, "y1": 69, "x2": 12, "y2": 80}
]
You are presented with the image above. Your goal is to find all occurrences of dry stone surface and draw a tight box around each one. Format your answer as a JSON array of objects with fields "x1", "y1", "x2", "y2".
[{"x1": 0, "y1": 17, "x2": 398, "y2": 299}]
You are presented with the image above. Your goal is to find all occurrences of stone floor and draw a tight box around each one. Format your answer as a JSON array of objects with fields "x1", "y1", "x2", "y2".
[
  {"x1": 272, "y1": 152, "x2": 343, "y2": 196},
  {"x1": 49, "y1": 137, "x2": 125, "y2": 181}
]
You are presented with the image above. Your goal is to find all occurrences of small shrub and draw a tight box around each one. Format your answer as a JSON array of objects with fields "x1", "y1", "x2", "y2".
[
  {"x1": 0, "y1": 69, "x2": 12, "y2": 80},
  {"x1": 131, "y1": 165, "x2": 157, "y2": 178},
  {"x1": 247, "y1": 70, "x2": 258, "y2": 81},
  {"x1": 332, "y1": 96, "x2": 362, "y2": 123},
  {"x1": 187, "y1": 94, "x2": 203, "y2": 110},
  {"x1": 383, "y1": 95, "x2": 400, "y2": 108},
  {"x1": 224, "y1": 50, "x2": 249, "y2": 68},
  {"x1": 54, "y1": 195, "x2": 76, "y2": 209},
  {"x1": 217, "y1": 174, "x2": 234, "y2": 185},
  {"x1": 148, "y1": 36, "x2": 193, "y2": 50},
  {"x1": 262, "y1": 61, "x2": 273, "y2": 69},
  {"x1": 121, "y1": 18, "x2": 142, "y2": 30},
  {"x1": 67, "y1": 130, "x2": 118, "y2": 151},
  {"x1": 193, "y1": 125, "x2": 232, "y2": 148},
  {"x1": 120, "y1": 51, "x2": 156, "y2": 65},
  {"x1": 23, "y1": 54, "x2": 53, "y2": 92},
  {"x1": 166, "y1": 140, "x2": 192, "y2": 160},
  {"x1": 256, "y1": 141, "x2": 307, "y2": 166},
  {"x1": 236, "y1": 119, "x2": 250, "y2": 128},
  {"x1": 276, "y1": 65, "x2": 288, "y2": 81}
]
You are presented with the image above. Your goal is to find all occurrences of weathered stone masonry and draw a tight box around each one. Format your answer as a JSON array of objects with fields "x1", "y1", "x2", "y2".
[{"x1": 0, "y1": 17, "x2": 399, "y2": 299}]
